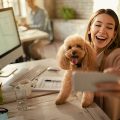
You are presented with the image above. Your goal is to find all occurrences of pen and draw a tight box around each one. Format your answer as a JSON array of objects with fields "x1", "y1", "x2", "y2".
[{"x1": 45, "y1": 80, "x2": 61, "y2": 82}]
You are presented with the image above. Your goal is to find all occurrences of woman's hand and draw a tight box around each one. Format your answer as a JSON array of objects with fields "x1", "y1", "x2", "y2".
[
  {"x1": 95, "y1": 81, "x2": 120, "y2": 97},
  {"x1": 95, "y1": 67, "x2": 120, "y2": 97}
]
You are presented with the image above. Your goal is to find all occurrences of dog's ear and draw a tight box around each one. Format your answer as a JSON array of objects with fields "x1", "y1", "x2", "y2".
[
  {"x1": 82, "y1": 42, "x2": 97, "y2": 70},
  {"x1": 57, "y1": 45, "x2": 70, "y2": 70}
]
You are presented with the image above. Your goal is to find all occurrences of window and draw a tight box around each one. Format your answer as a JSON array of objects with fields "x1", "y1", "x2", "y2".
[
  {"x1": 1, "y1": 0, "x2": 20, "y2": 16},
  {"x1": 19, "y1": 0, "x2": 27, "y2": 17},
  {"x1": 0, "y1": 0, "x2": 3, "y2": 8},
  {"x1": 0, "y1": 0, "x2": 44, "y2": 17},
  {"x1": 0, "y1": 0, "x2": 27, "y2": 17},
  {"x1": 93, "y1": 0, "x2": 118, "y2": 13}
]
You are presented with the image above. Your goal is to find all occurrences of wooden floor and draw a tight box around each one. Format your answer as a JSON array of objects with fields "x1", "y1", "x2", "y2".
[{"x1": 43, "y1": 40, "x2": 63, "y2": 58}]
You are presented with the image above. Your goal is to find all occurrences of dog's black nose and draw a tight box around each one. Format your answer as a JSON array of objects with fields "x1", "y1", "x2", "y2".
[{"x1": 72, "y1": 51, "x2": 77, "y2": 56}]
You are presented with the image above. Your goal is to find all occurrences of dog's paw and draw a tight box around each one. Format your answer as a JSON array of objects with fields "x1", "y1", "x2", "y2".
[
  {"x1": 55, "y1": 99, "x2": 66, "y2": 105},
  {"x1": 81, "y1": 100, "x2": 92, "y2": 108},
  {"x1": 81, "y1": 92, "x2": 94, "y2": 108}
]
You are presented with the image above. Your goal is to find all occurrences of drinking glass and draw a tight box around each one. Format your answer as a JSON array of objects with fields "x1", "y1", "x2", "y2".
[{"x1": 14, "y1": 80, "x2": 31, "y2": 111}]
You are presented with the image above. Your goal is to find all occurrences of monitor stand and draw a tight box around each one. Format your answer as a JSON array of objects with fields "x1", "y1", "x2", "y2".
[{"x1": 0, "y1": 66, "x2": 17, "y2": 77}]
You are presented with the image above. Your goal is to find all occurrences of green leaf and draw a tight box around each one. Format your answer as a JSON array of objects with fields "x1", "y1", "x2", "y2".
[{"x1": 59, "y1": 6, "x2": 76, "y2": 20}]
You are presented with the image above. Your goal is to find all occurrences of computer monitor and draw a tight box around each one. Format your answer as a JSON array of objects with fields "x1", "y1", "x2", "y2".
[{"x1": 0, "y1": 7, "x2": 24, "y2": 77}]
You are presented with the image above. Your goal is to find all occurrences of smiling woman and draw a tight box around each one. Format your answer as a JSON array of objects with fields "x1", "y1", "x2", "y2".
[
  {"x1": 90, "y1": 13, "x2": 116, "y2": 54},
  {"x1": 85, "y1": 8, "x2": 120, "y2": 120}
]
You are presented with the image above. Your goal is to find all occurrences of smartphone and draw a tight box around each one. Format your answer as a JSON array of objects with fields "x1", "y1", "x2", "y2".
[{"x1": 72, "y1": 71, "x2": 120, "y2": 91}]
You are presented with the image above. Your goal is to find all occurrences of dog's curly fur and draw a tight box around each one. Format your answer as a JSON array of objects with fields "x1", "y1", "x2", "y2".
[{"x1": 55, "y1": 34, "x2": 97, "y2": 107}]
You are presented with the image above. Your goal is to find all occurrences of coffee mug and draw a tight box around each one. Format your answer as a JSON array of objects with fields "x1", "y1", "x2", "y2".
[{"x1": 0, "y1": 107, "x2": 8, "y2": 120}]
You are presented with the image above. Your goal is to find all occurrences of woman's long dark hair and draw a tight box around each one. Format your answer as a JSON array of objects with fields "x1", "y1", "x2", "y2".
[{"x1": 85, "y1": 9, "x2": 120, "y2": 54}]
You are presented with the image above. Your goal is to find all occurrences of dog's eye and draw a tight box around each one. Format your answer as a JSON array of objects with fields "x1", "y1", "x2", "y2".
[
  {"x1": 68, "y1": 46, "x2": 72, "y2": 50},
  {"x1": 76, "y1": 44, "x2": 82, "y2": 48}
]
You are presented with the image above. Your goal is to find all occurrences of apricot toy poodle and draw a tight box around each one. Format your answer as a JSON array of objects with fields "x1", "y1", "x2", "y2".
[{"x1": 55, "y1": 34, "x2": 97, "y2": 107}]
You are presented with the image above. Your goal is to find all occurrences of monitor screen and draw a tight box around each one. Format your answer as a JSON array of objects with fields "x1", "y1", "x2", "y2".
[{"x1": 0, "y1": 7, "x2": 24, "y2": 76}]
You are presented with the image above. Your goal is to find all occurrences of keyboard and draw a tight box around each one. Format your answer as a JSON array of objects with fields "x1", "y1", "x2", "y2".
[
  {"x1": 2, "y1": 64, "x2": 63, "y2": 92},
  {"x1": 17, "y1": 65, "x2": 47, "y2": 82}
]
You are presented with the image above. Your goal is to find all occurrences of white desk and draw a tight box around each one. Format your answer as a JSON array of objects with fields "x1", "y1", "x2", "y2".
[
  {"x1": 19, "y1": 29, "x2": 49, "y2": 43},
  {"x1": 0, "y1": 59, "x2": 111, "y2": 120},
  {"x1": 18, "y1": 29, "x2": 49, "y2": 59}
]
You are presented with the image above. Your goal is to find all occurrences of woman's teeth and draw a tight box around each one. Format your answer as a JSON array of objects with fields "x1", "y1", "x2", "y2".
[{"x1": 96, "y1": 36, "x2": 106, "y2": 41}]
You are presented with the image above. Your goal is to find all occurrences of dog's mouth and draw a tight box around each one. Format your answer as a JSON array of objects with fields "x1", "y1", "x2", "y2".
[{"x1": 71, "y1": 56, "x2": 79, "y2": 65}]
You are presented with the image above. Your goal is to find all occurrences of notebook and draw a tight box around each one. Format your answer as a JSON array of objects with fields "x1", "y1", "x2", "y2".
[{"x1": 31, "y1": 69, "x2": 64, "y2": 92}]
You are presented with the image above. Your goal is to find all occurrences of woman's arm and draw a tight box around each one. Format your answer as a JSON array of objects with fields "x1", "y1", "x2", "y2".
[
  {"x1": 104, "y1": 48, "x2": 120, "y2": 76},
  {"x1": 95, "y1": 80, "x2": 120, "y2": 97},
  {"x1": 96, "y1": 48, "x2": 120, "y2": 97}
]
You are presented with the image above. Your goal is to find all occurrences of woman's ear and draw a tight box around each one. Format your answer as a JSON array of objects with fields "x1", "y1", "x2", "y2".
[
  {"x1": 88, "y1": 26, "x2": 92, "y2": 35},
  {"x1": 88, "y1": 31, "x2": 91, "y2": 34},
  {"x1": 57, "y1": 45, "x2": 70, "y2": 70}
]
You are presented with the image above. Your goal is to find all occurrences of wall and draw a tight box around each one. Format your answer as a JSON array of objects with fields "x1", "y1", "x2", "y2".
[
  {"x1": 117, "y1": 1, "x2": 120, "y2": 19},
  {"x1": 53, "y1": 19, "x2": 88, "y2": 41},
  {"x1": 36, "y1": 0, "x2": 44, "y2": 9},
  {"x1": 55, "y1": 0, "x2": 93, "y2": 19},
  {"x1": 44, "y1": 0, "x2": 120, "y2": 19},
  {"x1": 44, "y1": 0, "x2": 56, "y2": 18},
  {"x1": 44, "y1": 0, "x2": 120, "y2": 41},
  {"x1": 44, "y1": 0, "x2": 93, "y2": 19}
]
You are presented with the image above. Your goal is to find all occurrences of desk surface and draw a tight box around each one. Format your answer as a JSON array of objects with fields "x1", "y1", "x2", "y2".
[
  {"x1": 0, "y1": 59, "x2": 63, "y2": 103},
  {"x1": 1, "y1": 93, "x2": 110, "y2": 120},
  {"x1": 19, "y1": 29, "x2": 49, "y2": 42},
  {"x1": 1, "y1": 94, "x2": 110, "y2": 120},
  {"x1": 0, "y1": 59, "x2": 110, "y2": 120}
]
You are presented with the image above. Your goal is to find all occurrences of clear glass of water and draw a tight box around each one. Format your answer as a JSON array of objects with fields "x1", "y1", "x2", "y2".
[{"x1": 14, "y1": 84, "x2": 28, "y2": 111}]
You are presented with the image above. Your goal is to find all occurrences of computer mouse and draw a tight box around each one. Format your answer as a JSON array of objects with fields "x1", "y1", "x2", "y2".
[{"x1": 47, "y1": 66, "x2": 60, "y2": 71}]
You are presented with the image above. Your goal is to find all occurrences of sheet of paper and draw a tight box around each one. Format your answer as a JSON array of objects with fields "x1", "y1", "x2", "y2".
[
  {"x1": 72, "y1": 71, "x2": 120, "y2": 91},
  {"x1": 32, "y1": 76, "x2": 63, "y2": 92}
]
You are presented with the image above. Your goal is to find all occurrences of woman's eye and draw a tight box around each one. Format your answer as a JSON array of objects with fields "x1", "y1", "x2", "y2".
[
  {"x1": 95, "y1": 24, "x2": 101, "y2": 27},
  {"x1": 106, "y1": 26, "x2": 113, "y2": 30}
]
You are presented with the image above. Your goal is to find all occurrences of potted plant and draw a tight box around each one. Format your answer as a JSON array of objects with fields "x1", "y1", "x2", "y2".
[{"x1": 59, "y1": 6, "x2": 76, "y2": 20}]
